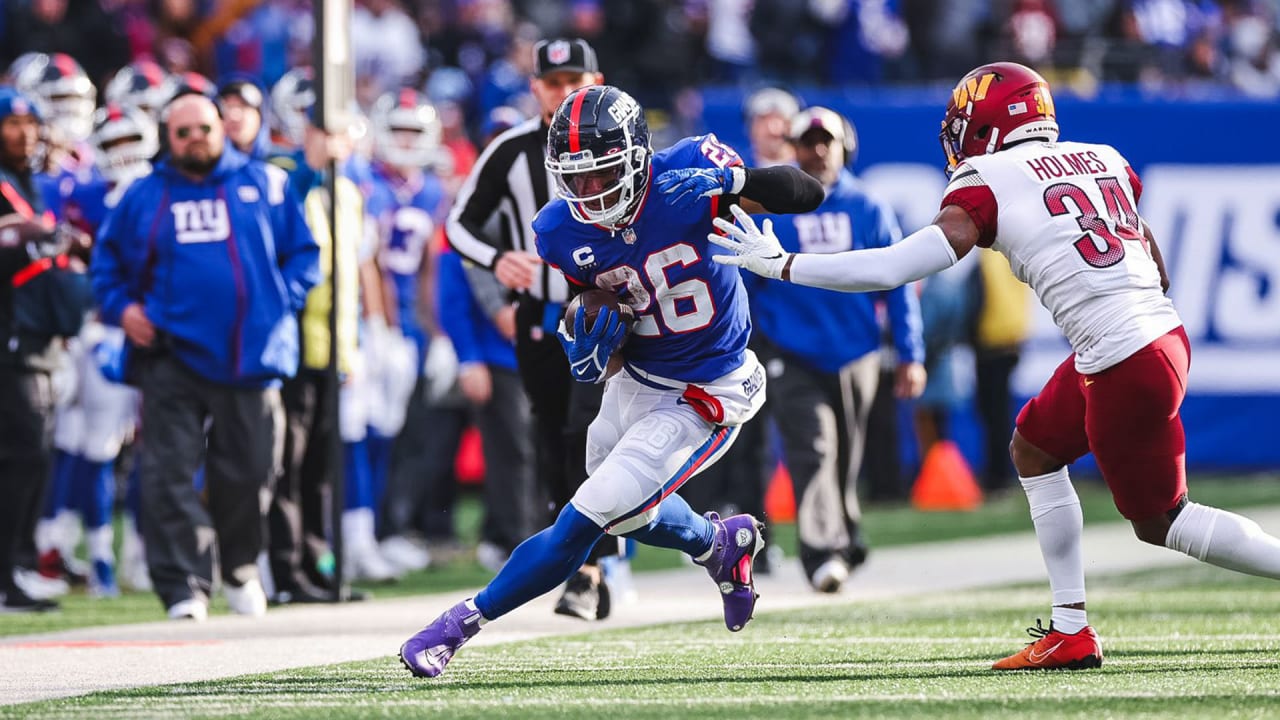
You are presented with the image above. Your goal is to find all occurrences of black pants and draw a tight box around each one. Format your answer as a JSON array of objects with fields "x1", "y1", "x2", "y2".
[
  {"x1": 514, "y1": 298, "x2": 602, "y2": 514},
  {"x1": 975, "y1": 348, "x2": 1021, "y2": 492},
  {"x1": 137, "y1": 355, "x2": 282, "y2": 609},
  {"x1": 862, "y1": 363, "x2": 907, "y2": 503},
  {"x1": 0, "y1": 365, "x2": 54, "y2": 593},
  {"x1": 270, "y1": 369, "x2": 335, "y2": 594},
  {"x1": 761, "y1": 342, "x2": 878, "y2": 580},
  {"x1": 475, "y1": 367, "x2": 540, "y2": 551},
  {"x1": 513, "y1": 297, "x2": 613, "y2": 561},
  {"x1": 383, "y1": 368, "x2": 541, "y2": 553},
  {"x1": 385, "y1": 378, "x2": 469, "y2": 542}
]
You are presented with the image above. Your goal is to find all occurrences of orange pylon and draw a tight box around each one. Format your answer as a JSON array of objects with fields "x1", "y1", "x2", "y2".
[
  {"x1": 764, "y1": 461, "x2": 797, "y2": 522},
  {"x1": 911, "y1": 440, "x2": 983, "y2": 511}
]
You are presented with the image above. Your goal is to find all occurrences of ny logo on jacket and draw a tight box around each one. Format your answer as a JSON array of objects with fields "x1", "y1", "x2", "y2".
[{"x1": 171, "y1": 199, "x2": 230, "y2": 244}]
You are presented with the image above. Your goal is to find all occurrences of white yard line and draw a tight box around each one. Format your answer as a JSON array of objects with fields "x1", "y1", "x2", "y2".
[{"x1": 2, "y1": 507, "x2": 1277, "y2": 706}]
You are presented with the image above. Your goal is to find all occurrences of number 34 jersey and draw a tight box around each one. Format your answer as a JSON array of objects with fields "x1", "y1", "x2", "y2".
[
  {"x1": 942, "y1": 140, "x2": 1181, "y2": 374},
  {"x1": 534, "y1": 134, "x2": 751, "y2": 384}
]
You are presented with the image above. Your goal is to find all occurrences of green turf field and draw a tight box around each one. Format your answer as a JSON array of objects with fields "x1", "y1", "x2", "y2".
[
  {"x1": 7, "y1": 563, "x2": 1279, "y2": 720},
  {"x1": 2, "y1": 474, "x2": 1276, "y2": 637}
]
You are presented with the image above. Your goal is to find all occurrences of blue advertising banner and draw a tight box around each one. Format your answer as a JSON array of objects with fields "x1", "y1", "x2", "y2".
[{"x1": 701, "y1": 87, "x2": 1280, "y2": 470}]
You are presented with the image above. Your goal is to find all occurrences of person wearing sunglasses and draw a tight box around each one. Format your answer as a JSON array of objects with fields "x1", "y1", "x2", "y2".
[{"x1": 91, "y1": 92, "x2": 320, "y2": 623}]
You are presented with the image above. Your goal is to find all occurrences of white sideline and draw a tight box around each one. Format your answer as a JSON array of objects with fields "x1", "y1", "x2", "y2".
[{"x1": 2, "y1": 506, "x2": 1278, "y2": 706}]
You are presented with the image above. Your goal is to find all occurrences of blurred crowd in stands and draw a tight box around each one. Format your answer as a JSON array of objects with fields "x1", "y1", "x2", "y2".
[{"x1": 3, "y1": 0, "x2": 1279, "y2": 147}]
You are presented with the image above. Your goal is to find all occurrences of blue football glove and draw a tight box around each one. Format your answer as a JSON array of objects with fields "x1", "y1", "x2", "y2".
[
  {"x1": 557, "y1": 304, "x2": 628, "y2": 384},
  {"x1": 654, "y1": 167, "x2": 739, "y2": 209}
]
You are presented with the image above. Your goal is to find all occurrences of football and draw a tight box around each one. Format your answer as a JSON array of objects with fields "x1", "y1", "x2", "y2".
[{"x1": 563, "y1": 288, "x2": 637, "y2": 341}]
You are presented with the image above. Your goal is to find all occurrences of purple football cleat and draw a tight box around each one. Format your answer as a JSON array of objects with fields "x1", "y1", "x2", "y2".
[
  {"x1": 399, "y1": 600, "x2": 484, "y2": 678},
  {"x1": 697, "y1": 512, "x2": 765, "y2": 632}
]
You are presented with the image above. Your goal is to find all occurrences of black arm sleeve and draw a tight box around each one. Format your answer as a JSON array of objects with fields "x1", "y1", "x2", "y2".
[{"x1": 739, "y1": 165, "x2": 825, "y2": 214}]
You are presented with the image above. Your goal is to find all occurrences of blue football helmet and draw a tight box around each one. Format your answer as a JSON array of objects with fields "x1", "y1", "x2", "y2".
[{"x1": 545, "y1": 85, "x2": 651, "y2": 230}]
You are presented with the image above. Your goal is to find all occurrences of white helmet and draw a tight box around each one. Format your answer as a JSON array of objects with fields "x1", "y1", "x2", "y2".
[
  {"x1": 269, "y1": 67, "x2": 315, "y2": 148},
  {"x1": 103, "y1": 60, "x2": 172, "y2": 121},
  {"x1": 369, "y1": 88, "x2": 442, "y2": 169},
  {"x1": 15, "y1": 53, "x2": 96, "y2": 144},
  {"x1": 91, "y1": 103, "x2": 159, "y2": 185}
]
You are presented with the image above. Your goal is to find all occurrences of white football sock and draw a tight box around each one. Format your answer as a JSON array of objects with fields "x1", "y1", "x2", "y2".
[
  {"x1": 465, "y1": 598, "x2": 489, "y2": 626},
  {"x1": 1051, "y1": 607, "x2": 1088, "y2": 635},
  {"x1": 87, "y1": 526, "x2": 114, "y2": 564},
  {"x1": 1020, "y1": 467, "x2": 1086, "y2": 608},
  {"x1": 1166, "y1": 502, "x2": 1280, "y2": 578}
]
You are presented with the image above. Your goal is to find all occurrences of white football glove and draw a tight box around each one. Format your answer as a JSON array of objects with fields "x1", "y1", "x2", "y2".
[
  {"x1": 707, "y1": 204, "x2": 791, "y2": 280},
  {"x1": 422, "y1": 335, "x2": 460, "y2": 403}
]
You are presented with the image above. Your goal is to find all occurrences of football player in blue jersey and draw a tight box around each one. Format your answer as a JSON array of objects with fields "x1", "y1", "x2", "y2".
[
  {"x1": 33, "y1": 102, "x2": 158, "y2": 597},
  {"x1": 400, "y1": 84, "x2": 824, "y2": 678},
  {"x1": 343, "y1": 88, "x2": 448, "y2": 582}
]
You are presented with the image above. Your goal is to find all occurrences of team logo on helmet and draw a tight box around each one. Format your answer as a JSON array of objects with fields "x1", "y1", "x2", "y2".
[
  {"x1": 546, "y1": 85, "x2": 652, "y2": 230},
  {"x1": 939, "y1": 62, "x2": 1059, "y2": 175}
]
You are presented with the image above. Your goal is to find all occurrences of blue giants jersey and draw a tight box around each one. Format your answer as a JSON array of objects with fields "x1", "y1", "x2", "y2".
[
  {"x1": 535, "y1": 134, "x2": 751, "y2": 384},
  {"x1": 358, "y1": 162, "x2": 447, "y2": 356}
]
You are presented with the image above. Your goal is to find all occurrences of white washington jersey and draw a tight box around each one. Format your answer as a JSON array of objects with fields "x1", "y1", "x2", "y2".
[{"x1": 941, "y1": 140, "x2": 1181, "y2": 374}]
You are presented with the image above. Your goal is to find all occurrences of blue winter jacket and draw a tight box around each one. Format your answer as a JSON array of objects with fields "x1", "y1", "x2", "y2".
[
  {"x1": 436, "y1": 249, "x2": 517, "y2": 372},
  {"x1": 91, "y1": 147, "x2": 320, "y2": 387},
  {"x1": 744, "y1": 170, "x2": 925, "y2": 373}
]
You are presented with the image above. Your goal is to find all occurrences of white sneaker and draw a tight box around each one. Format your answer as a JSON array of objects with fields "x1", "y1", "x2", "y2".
[
  {"x1": 475, "y1": 541, "x2": 508, "y2": 573},
  {"x1": 14, "y1": 569, "x2": 69, "y2": 600},
  {"x1": 167, "y1": 597, "x2": 208, "y2": 622},
  {"x1": 379, "y1": 535, "x2": 431, "y2": 573},
  {"x1": 224, "y1": 578, "x2": 268, "y2": 617},
  {"x1": 347, "y1": 545, "x2": 402, "y2": 582},
  {"x1": 810, "y1": 557, "x2": 850, "y2": 594}
]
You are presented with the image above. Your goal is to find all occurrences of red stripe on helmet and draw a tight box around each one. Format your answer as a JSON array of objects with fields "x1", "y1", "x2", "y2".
[
  {"x1": 52, "y1": 53, "x2": 78, "y2": 78},
  {"x1": 568, "y1": 89, "x2": 588, "y2": 153}
]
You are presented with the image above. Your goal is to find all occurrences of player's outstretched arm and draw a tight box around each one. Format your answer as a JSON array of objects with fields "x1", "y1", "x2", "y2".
[
  {"x1": 710, "y1": 204, "x2": 980, "y2": 292},
  {"x1": 655, "y1": 165, "x2": 824, "y2": 215},
  {"x1": 734, "y1": 165, "x2": 824, "y2": 215}
]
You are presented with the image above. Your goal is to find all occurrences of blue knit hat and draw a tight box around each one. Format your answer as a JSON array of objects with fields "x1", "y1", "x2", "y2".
[{"x1": 0, "y1": 86, "x2": 42, "y2": 122}]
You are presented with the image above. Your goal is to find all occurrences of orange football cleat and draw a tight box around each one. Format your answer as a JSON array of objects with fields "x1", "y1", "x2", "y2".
[{"x1": 992, "y1": 619, "x2": 1103, "y2": 670}]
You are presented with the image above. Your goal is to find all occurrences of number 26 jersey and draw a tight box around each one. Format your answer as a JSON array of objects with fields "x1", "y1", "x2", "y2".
[
  {"x1": 534, "y1": 134, "x2": 751, "y2": 384},
  {"x1": 942, "y1": 140, "x2": 1181, "y2": 373}
]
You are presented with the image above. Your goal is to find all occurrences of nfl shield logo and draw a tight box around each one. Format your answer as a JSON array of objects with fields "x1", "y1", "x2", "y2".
[
  {"x1": 548, "y1": 40, "x2": 571, "y2": 65},
  {"x1": 12, "y1": 98, "x2": 28, "y2": 114},
  {"x1": 622, "y1": 227, "x2": 637, "y2": 244}
]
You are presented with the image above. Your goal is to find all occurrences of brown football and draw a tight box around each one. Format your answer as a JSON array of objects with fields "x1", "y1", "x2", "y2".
[{"x1": 564, "y1": 289, "x2": 637, "y2": 340}]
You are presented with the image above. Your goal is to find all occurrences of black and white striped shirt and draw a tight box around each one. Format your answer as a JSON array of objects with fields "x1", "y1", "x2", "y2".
[{"x1": 445, "y1": 117, "x2": 569, "y2": 303}]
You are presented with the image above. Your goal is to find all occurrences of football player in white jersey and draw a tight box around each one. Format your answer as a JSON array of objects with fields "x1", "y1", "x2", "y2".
[{"x1": 712, "y1": 61, "x2": 1280, "y2": 671}]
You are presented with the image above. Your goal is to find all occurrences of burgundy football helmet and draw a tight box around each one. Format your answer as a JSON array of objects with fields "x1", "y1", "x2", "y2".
[{"x1": 939, "y1": 62, "x2": 1059, "y2": 174}]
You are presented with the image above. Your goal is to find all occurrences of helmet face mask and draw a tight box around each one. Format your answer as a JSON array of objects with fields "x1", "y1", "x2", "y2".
[
  {"x1": 545, "y1": 86, "x2": 651, "y2": 230},
  {"x1": 939, "y1": 61, "x2": 1059, "y2": 174},
  {"x1": 91, "y1": 103, "x2": 159, "y2": 185},
  {"x1": 269, "y1": 68, "x2": 315, "y2": 149}
]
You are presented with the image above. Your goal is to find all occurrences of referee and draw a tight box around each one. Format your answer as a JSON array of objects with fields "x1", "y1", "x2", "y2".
[{"x1": 446, "y1": 38, "x2": 614, "y2": 621}]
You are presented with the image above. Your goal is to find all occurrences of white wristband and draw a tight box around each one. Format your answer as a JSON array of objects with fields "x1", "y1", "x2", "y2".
[{"x1": 729, "y1": 166, "x2": 747, "y2": 195}]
